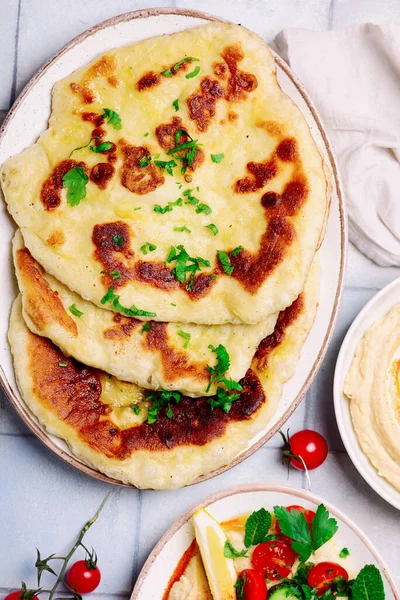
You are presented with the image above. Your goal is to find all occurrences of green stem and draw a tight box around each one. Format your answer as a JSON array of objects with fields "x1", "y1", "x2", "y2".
[{"x1": 47, "y1": 493, "x2": 110, "y2": 599}]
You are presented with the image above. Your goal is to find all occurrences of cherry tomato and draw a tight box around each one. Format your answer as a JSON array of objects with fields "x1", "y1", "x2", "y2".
[
  {"x1": 288, "y1": 430, "x2": 328, "y2": 470},
  {"x1": 5, "y1": 593, "x2": 39, "y2": 600},
  {"x1": 239, "y1": 569, "x2": 268, "y2": 600},
  {"x1": 307, "y1": 562, "x2": 349, "y2": 596},
  {"x1": 252, "y1": 540, "x2": 296, "y2": 581},
  {"x1": 276, "y1": 505, "x2": 316, "y2": 534},
  {"x1": 66, "y1": 560, "x2": 101, "y2": 594}
]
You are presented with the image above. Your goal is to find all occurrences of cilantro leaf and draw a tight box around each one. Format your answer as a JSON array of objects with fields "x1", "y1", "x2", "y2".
[
  {"x1": 177, "y1": 329, "x2": 191, "y2": 348},
  {"x1": 340, "y1": 547, "x2": 350, "y2": 558},
  {"x1": 274, "y1": 506, "x2": 313, "y2": 562},
  {"x1": 100, "y1": 286, "x2": 156, "y2": 317},
  {"x1": 173, "y1": 99, "x2": 179, "y2": 111},
  {"x1": 311, "y1": 504, "x2": 338, "y2": 552},
  {"x1": 62, "y1": 167, "x2": 88, "y2": 207},
  {"x1": 244, "y1": 508, "x2": 272, "y2": 547},
  {"x1": 101, "y1": 108, "x2": 122, "y2": 130},
  {"x1": 140, "y1": 242, "x2": 157, "y2": 255},
  {"x1": 217, "y1": 250, "x2": 234, "y2": 275},
  {"x1": 232, "y1": 245, "x2": 243, "y2": 257},
  {"x1": 352, "y1": 565, "x2": 385, "y2": 600},
  {"x1": 186, "y1": 65, "x2": 201, "y2": 79},
  {"x1": 205, "y1": 224, "x2": 219, "y2": 236},
  {"x1": 68, "y1": 304, "x2": 83, "y2": 318},
  {"x1": 211, "y1": 153, "x2": 224, "y2": 163},
  {"x1": 223, "y1": 540, "x2": 248, "y2": 559},
  {"x1": 90, "y1": 141, "x2": 114, "y2": 153}
]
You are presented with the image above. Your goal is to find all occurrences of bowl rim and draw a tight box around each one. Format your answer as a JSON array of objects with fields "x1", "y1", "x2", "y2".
[{"x1": 0, "y1": 6, "x2": 347, "y2": 488}]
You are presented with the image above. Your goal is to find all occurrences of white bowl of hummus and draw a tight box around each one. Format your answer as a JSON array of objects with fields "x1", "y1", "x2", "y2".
[
  {"x1": 334, "y1": 276, "x2": 400, "y2": 510},
  {"x1": 131, "y1": 484, "x2": 398, "y2": 599}
]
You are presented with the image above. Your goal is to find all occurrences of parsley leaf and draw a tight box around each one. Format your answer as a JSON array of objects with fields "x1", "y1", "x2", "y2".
[
  {"x1": 340, "y1": 547, "x2": 350, "y2": 558},
  {"x1": 90, "y1": 141, "x2": 114, "y2": 153},
  {"x1": 144, "y1": 132, "x2": 149, "y2": 137},
  {"x1": 232, "y1": 245, "x2": 243, "y2": 257},
  {"x1": 217, "y1": 250, "x2": 234, "y2": 275},
  {"x1": 174, "y1": 225, "x2": 191, "y2": 233},
  {"x1": 311, "y1": 504, "x2": 338, "y2": 551},
  {"x1": 139, "y1": 155, "x2": 152, "y2": 167},
  {"x1": 69, "y1": 137, "x2": 97, "y2": 157},
  {"x1": 173, "y1": 99, "x2": 179, "y2": 111},
  {"x1": 177, "y1": 329, "x2": 191, "y2": 348},
  {"x1": 68, "y1": 304, "x2": 83, "y2": 318},
  {"x1": 62, "y1": 167, "x2": 88, "y2": 207},
  {"x1": 167, "y1": 132, "x2": 201, "y2": 173},
  {"x1": 167, "y1": 245, "x2": 210, "y2": 290},
  {"x1": 186, "y1": 66, "x2": 201, "y2": 79},
  {"x1": 211, "y1": 153, "x2": 224, "y2": 163},
  {"x1": 101, "y1": 108, "x2": 122, "y2": 130},
  {"x1": 154, "y1": 159, "x2": 178, "y2": 176},
  {"x1": 244, "y1": 508, "x2": 272, "y2": 547},
  {"x1": 131, "y1": 404, "x2": 141, "y2": 415},
  {"x1": 352, "y1": 565, "x2": 385, "y2": 600},
  {"x1": 100, "y1": 286, "x2": 156, "y2": 318},
  {"x1": 161, "y1": 57, "x2": 199, "y2": 77},
  {"x1": 140, "y1": 242, "x2": 157, "y2": 255},
  {"x1": 208, "y1": 344, "x2": 230, "y2": 380},
  {"x1": 208, "y1": 386, "x2": 241, "y2": 413},
  {"x1": 223, "y1": 541, "x2": 248, "y2": 559},
  {"x1": 154, "y1": 204, "x2": 173, "y2": 214},
  {"x1": 205, "y1": 223, "x2": 219, "y2": 236},
  {"x1": 142, "y1": 324, "x2": 152, "y2": 332},
  {"x1": 146, "y1": 389, "x2": 181, "y2": 424},
  {"x1": 109, "y1": 269, "x2": 121, "y2": 281},
  {"x1": 183, "y1": 189, "x2": 212, "y2": 215},
  {"x1": 113, "y1": 235, "x2": 123, "y2": 246}
]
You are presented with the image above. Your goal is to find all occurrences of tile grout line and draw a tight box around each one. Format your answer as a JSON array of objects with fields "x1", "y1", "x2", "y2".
[
  {"x1": 9, "y1": 0, "x2": 22, "y2": 107},
  {"x1": 328, "y1": 0, "x2": 335, "y2": 30},
  {"x1": 132, "y1": 489, "x2": 143, "y2": 579}
]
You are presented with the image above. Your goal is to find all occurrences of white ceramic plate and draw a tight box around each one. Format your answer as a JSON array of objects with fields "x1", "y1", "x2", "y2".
[
  {"x1": 131, "y1": 483, "x2": 399, "y2": 599},
  {"x1": 334, "y1": 277, "x2": 400, "y2": 510},
  {"x1": 0, "y1": 8, "x2": 346, "y2": 487}
]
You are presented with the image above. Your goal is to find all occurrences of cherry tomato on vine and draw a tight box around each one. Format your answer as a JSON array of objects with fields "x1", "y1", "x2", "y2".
[
  {"x1": 252, "y1": 539, "x2": 296, "y2": 581},
  {"x1": 66, "y1": 560, "x2": 101, "y2": 594},
  {"x1": 237, "y1": 569, "x2": 268, "y2": 600},
  {"x1": 281, "y1": 429, "x2": 328, "y2": 470},
  {"x1": 308, "y1": 562, "x2": 349, "y2": 596},
  {"x1": 5, "y1": 593, "x2": 39, "y2": 600}
]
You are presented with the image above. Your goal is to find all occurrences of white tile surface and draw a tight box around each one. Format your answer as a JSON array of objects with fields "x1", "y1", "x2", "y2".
[{"x1": 1, "y1": 1, "x2": 400, "y2": 598}]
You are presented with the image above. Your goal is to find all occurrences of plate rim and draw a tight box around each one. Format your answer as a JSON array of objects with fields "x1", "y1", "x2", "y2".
[
  {"x1": 333, "y1": 276, "x2": 400, "y2": 510},
  {"x1": 131, "y1": 482, "x2": 399, "y2": 599},
  {"x1": 0, "y1": 7, "x2": 347, "y2": 488}
]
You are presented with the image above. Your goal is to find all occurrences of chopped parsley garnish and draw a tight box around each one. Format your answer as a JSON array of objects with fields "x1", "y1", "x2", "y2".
[
  {"x1": 62, "y1": 167, "x2": 88, "y2": 207},
  {"x1": 142, "y1": 323, "x2": 152, "y2": 332},
  {"x1": 177, "y1": 329, "x2": 191, "y2": 348},
  {"x1": 186, "y1": 65, "x2": 201, "y2": 79},
  {"x1": 174, "y1": 225, "x2": 191, "y2": 233},
  {"x1": 101, "y1": 286, "x2": 156, "y2": 318},
  {"x1": 183, "y1": 189, "x2": 212, "y2": 215},
  {"x1": 205, "y1": 223, "x2": 218, "y2": 236},
  {"x1": 154, "y1": 204, "x2": 173, "y2": 215},
  {"x1": 154, "y1": 159, "x2": 178, "y2": 176},
  {"x1": 139, "y1": 155, "x2": 152, "y2": 167},
  {"x1": 273, "y1": 504, "x2": 338, "y2": 562},
  {"x1": 58, "y1": 362, "x2": 67, "y2": 368},
  {"x1": 146, "y1": 389, "x2": 181, "y2": 424},
  {"x1": 340, "y1": 547, "x2": 350, "y2": 558},
  {"x1": 144, "y1": 132, "x2": 149, "y2": 137},
  {"x1": 211, "y1": 153, "x2": 224, "y2": 163},
  {"x1": 172, "y1": 99, "x2": 179, "y2": 111},
  {"x1": 90, "y1": 141, "x2": 114, "y2": 153},
  {"x1": 133, "y1": 207, "x2": 142, "y2": 211},
  {"x1": 217, "y1": 250, "x2": 234, "y2": 275},
  {"x1": 131, "y1": 404, "x2": 141, "y2": 415},
  {"x1": 167, "y1": 245, "x2": 210, "y2": 290},
  {"x1": 208, "y1": 386, "x2": 241, "y2": 413},
  {"x1": 101, "y1": 108, "x2": 122, "y2": 130},
  {"x1": 109, "y1": 270, "x2": 121, "y2": 281},
  {"x1": 223, "y1": 541, "x2": 248, "y2": 559},
  {"x1": 140, "y1": 242, "x2": 157, "y2": 255},
  {"x1": 161, "y1": 57, "x2": 199, "y2": 78},
  {"x1": 167, "y1": 130, "x2": 201, "y2": 174},
  {"x1": 113, "y1": 235, "x2": 123, "y2": 246},
  {"x1": 232, "y1": 245, "x2": 243, "y2": 257},
  {"x1": 68, "y1": 304, "x2": 83, "y2": 317},
  {"x1": 69, "y1": 137, "x2": 97, "y2": 157},
  {"x1": 206, "y1": 344, "x2": 243, "y2": 400}
]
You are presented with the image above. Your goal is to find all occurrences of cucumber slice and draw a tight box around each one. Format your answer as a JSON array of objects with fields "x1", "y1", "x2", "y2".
[{"x1": 268, "y1": 583, "x2": 300, "y2": 600}]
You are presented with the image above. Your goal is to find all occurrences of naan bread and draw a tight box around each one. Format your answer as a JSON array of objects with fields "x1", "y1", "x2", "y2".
[
  {"x1": 13, "y1": 230, "x2": 277, "y2": 397},
  {"x1": 8, "y1": 258, "x2": 320, "y2": 490},
  {"x1": 2, "y1": 22, "x2": 328, "y2": 324}
]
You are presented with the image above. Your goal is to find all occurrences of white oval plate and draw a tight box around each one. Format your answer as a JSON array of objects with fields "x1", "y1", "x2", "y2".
[
  {"x1": 131, "y1": 483, "x2": 399, "y2": 599},
  {"x1": 0, "y1": 8, "x2": 346, "y2": 487},
  {"x1": 334, "y1": 278, "x2": 400, "y2": 510}
]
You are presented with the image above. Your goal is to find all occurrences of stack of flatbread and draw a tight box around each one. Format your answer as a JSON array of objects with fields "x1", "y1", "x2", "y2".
[{"x1": 1, "y1": 22, "x2": 329, "y2": 489}]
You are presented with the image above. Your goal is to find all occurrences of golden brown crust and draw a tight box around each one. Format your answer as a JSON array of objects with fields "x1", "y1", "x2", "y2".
[
  {"x1": 119, "y1": 141, "x2": 165, "y2": 195},
  {"x1": 70, "y1": 56, "x2": 117, "y2": 104}
]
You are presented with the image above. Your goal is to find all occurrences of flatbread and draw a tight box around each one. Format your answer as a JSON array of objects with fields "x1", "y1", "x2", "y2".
[
  {"x1": 2, "y1": 22, "x2": 328, "y2": 324},
  {"x1": 8, "y1": 257, "x2": 320, "y2": 490},
  {"x1": 13, "y1": 230, "x2": 277, "y2": 397}
]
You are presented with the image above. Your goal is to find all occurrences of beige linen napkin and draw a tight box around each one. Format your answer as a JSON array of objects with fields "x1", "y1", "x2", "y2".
[{"x1": 274, "y1": 24, "x2": 400, "y2": 267}]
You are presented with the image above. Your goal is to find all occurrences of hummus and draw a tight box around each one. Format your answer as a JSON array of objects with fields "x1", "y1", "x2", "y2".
[{"x1": 344, "y1": 304, "x2": 400, "y2": 492}]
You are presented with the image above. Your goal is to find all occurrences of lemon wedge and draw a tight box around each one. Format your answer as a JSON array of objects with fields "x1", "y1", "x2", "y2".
[{"x1": 192, "y1": 507, "x2": 237, "y2": 600}]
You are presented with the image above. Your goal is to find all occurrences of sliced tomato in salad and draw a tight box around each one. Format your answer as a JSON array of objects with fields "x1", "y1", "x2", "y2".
[
  {"x1": 307, "y1": 561, "x2": 349, "y2": 596},
  {"x1": 251, "y1": 539, "x2": 296, "y2": 581},
  {"x1": 238, "y1": 569, "x2": 268, "y2": 600}
]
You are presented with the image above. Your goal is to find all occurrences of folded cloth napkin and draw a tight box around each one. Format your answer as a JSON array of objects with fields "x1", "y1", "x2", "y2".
[{"x1": 273, "y1": 24, "x2": 400, "y2": 267}]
